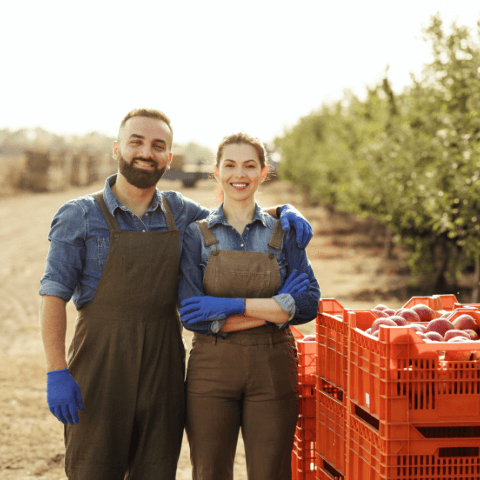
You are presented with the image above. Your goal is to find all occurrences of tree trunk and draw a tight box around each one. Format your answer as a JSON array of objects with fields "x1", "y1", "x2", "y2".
[
  {"x1": 430, "y1": 240, "x2": 450, "y2": 294},
  {"x1": 472, "y1": 255, "x2": 480, "y2": 303},
  {"x1": 382, "y1": 226, "x2": 395, "y2": 259}
]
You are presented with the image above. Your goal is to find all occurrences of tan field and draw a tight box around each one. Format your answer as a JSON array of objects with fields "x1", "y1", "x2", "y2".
[{"x1": 0, "y1": 178, "x2": 409, "y2": 479}]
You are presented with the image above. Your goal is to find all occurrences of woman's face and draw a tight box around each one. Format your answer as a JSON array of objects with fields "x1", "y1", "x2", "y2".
[{"x1": 215, "y1": 143, "x2": 267, "y2": 202}]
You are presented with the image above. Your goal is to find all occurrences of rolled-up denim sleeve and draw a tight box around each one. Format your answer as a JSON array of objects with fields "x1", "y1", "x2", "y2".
[
  {"x1": 276, "y1": 229, "x2": 320, "y2": 330},
  {"x1": 39, "y1": 201, "x2": 86, "y2": 301}
]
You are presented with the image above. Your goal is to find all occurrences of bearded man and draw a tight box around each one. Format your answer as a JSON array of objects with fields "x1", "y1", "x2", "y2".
[{"x1": 39, "y1": 108, "x2": 312, "y2": 480}]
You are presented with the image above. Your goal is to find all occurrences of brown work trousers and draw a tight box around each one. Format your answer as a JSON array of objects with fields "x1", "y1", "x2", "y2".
[
  {"x1": 64, "y1": 191, "x2": 185, "y2": 480},
  {"x1": 186, "y1": 219, "x2": 299, "y2": 480}
]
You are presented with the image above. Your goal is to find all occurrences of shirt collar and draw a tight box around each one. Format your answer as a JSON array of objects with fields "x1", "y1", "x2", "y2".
[
  {"x1": 102, "y1": 174, "x2": 165, "y2": 216},
  {"x1": 206, "y1": 203, "x2": 269, "y2": 228}
]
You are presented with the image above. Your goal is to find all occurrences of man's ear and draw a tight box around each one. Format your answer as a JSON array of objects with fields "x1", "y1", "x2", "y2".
[{"x1": 113, "y1": 141, "x2": 119, "y2": 159}]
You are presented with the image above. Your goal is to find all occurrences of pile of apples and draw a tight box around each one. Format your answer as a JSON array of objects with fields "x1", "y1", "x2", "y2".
[{"x1": 366, "y1": 303, "x2": 479, "y2": 340}]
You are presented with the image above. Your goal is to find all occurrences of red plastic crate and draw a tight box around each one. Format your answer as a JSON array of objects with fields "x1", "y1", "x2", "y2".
[
  {"x1": 316, "y1": 388, "x2": 346, "y2": 476},
  {"x1": 402, "y1": 294, "x2": 458, "y2": 313},
  {"x1": 299, "y1": 394, "x2": 316, "y2": 419},
  {"x1": 292, "y1": 444, "x2": 316, "y2": 479},
  {"x1": 316, "y1": 304, "x2": 349, "y2": 392},
  {"x1": 318, "y1": 298, "x2": 345, "y2": 317},
  {"x1": 347, "y1": 308, "x2": 480, "y2": 424},
  {"x1": 298, "y1": 338, "x2": 317, "y2": 377},
  {"x1": 315, "y1": 453, "x2": 345, "y2": 480},
  {"x1": 346, "y1": 403, "x2": 480, "y2": 480}
]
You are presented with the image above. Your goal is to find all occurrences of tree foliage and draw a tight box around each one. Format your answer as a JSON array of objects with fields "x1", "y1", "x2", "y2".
[{"x1": 275, "y1": 15, "x2": 480, "y2": 291}]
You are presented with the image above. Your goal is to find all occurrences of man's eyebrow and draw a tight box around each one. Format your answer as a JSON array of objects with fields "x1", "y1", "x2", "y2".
[{"x1": 129, "y1": 134, "x2": 166, "y2": 144}]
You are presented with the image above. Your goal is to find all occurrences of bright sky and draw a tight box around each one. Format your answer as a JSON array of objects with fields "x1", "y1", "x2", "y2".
[{"x1": 2, "y1": 1, "x2": 480, "y2": 151}]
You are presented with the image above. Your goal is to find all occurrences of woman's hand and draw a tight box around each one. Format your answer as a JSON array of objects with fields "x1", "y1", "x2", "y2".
[
  {"x1": 278, "y1": 269, "x2": 309, "y2": 296},
  {"x1": 179, "y1": 296, "x2": 245, "y2": 324}
]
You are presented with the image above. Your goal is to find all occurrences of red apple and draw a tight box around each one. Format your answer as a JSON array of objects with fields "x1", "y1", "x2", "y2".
[
  {"x1": 426, "y1": 318, "x2": 455, "y2": 337},
  {"x1": 444, "y1": 330, "x2": 471, "y2": 342},
  {"x1": 371, "y1": 318, "x2": 398, "y2": 334},
  {"x1": 408, "y1": 324, "x2": 424, "y2": 333},
  {"x1": 452, "y1": 315, "x2": 478, "y2": 332},
  {"x1": 464, "y1": 329, "x2": 480, "y2": 340},
  {"x1": 410, "y1": 304, "x2": 436, "y2": 322},
  {"x1": 374, "y1": 304, "x2": 389, "y2": 311},
  {"x1": 301, "y1": 335, "x2": 316, "y2": 342},
  {"x1": 383, "y1": 308, "x2": 396, "y2": 316},
  {"x1": 372, "y1": 309, "x2": 389, "y2": 318},
  {"x1": 389, "y1": 316, "x2": 408, "y2": 326},
  {"x1": 396, "y1": 309, "x2": 421, "y2": 323},
  {"x1": 425, "y1": 331, "x2": 444, "y2": 341}
]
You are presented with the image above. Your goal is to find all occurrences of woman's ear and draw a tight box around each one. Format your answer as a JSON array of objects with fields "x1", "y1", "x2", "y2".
[
  {"x1": 214, "y1": 165, "x2": 220, "y2": 182},
  {"x1": 260, "y1": 165, "x2": 268, "y2": 183}
]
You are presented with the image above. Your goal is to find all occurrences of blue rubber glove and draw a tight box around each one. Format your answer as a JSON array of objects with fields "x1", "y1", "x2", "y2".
[
  {"x1": 278, "y1": 269, "x2": 309, "y2": 295},
  {"x1": 279, "y1": 204, "x2": 313, "y2": 249},
  {"x1": 47, "y1": 368, "x2": 83, "y2": 425},
  {"x1": 180, "y1": 296, "x2": 245, "y2": 325}
]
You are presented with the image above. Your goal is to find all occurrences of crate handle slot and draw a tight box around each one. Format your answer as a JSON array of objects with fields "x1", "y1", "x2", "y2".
[
  {"x1": 321, "y1": 457, "x2": 344, "y2": 479},
  {"x1": 417, "y1": 426, "x2": 480, "y2": 439},
  {"x1": 438, "y1": 447, "x2": 479, "y2": 457},
  {"x1": 321, "y1": 379, "x2": 344, "y2": 402},
  {"x1": 353, "y1": 402, "x2": 380, "y2": 430}
]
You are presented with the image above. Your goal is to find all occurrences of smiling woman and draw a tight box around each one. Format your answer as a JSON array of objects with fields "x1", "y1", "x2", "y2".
[{"x1": 177, "y1": 132, "x2": 320, "y2": 479}]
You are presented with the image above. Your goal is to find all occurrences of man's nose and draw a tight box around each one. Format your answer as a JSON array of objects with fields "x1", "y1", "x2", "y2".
[{"x1": 140, "y1": 144, "x2": 154, "y2": 159}]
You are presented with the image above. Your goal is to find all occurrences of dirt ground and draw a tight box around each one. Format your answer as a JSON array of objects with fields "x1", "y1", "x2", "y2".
[{"x1": 0, "y1": 177, "x2": 419, "y2": 479}]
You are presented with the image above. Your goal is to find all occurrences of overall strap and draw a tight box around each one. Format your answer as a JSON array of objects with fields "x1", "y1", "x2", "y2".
[
  {"x1": 93, "y1": 191, "x2": 120, "y2": 231},
  {"x1": 160, "y1": 196, "x2": 177, "y2": 231},
  {"x1": 196, "y1": 220, "x2": 219, "y2": 247},
  {"x1": 268, "y1": 220, "x2": 284, "y2": 250}
]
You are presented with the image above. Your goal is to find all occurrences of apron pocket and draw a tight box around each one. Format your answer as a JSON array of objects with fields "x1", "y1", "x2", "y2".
[
  {"x1": 214, "y1": 268, "x2": 271, "y2": 298},
  {"x1": 121, "y1": 255, "x2": 151, "y2": 306}
]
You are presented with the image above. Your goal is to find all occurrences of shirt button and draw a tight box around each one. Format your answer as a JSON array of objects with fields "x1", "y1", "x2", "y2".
[
  {"x1": 145, "y1": 213, "x2": 149, "y2": 216},
  {"x1": 240, "y1": 244, "x2": 244, "y2": 247},
  {"x1": 143, "y1": 230, "x2": 146, "y2": 232}
]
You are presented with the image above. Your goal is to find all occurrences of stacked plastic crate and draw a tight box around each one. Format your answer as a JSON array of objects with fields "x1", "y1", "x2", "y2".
[
  {"x1": 345, "y1": 296, "x2": 480, "y2": 480},
  {"x1": 291, "y1": 329, "x2": 317, "y2": 480},
  {"x1": 315, "y1": 299, "x2": 348, "y2": 480}
]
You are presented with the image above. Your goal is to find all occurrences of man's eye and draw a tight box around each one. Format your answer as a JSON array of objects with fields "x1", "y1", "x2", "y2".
[{"x1": 154, "y1": 144, "x2": 165, "y2": 150}]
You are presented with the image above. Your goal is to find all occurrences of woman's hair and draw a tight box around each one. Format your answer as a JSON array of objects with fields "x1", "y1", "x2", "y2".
[
  {"x1": 216, "y1": 133, "x2": 266, "y2": 169},
  {"x1": 214, "y1": 133, "x2": 268, "y2": 204}
]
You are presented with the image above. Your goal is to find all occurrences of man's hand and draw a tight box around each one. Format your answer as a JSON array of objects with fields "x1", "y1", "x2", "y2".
[
  {"x1": 47, "y1": 368, "x2": 83, "y2": 425},
  {"x1": 278, "y1": 269, "x2": 309, "y2": 295},
  {"x1": 279, "y1": 204, "x2": 313, "y2": 249}
]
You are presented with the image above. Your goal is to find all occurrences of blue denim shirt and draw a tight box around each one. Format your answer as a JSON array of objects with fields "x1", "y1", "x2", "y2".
[
  {"x1": 178, "y1": 203, "x2": 320, "y2": 332},
  {"x1": 39, "y1": 174, "x2": 210, "y2": 309}
]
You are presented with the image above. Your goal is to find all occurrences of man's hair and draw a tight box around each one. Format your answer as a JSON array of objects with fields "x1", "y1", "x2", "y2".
[
  {"x1": 118, "y1": 108, "x2": 173, "y2": 144},
  {"x1": 216, "y1": 132, "x2": 266, "y2": 169}
]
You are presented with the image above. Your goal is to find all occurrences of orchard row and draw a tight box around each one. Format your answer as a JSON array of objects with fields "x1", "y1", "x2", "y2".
[{"x1": 275, "y1": 15, "x2": 480, "y2": 291}]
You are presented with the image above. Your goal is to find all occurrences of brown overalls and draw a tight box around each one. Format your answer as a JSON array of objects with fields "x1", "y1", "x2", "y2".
[
  {"x1": 185, "y1": 219, "x2": 299, "y2": 480},
  {"x1": 64, "y1": 192, "x2": 186, "y2": 480}
]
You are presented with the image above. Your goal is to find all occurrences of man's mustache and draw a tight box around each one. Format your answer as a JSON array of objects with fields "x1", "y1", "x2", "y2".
[{"x1": 133, "y1": 157, "x2": 156, "y2": 165}]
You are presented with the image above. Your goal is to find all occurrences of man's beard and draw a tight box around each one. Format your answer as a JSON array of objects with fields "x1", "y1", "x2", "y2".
[{"x1": 118, "y1": 152, "x2": 167, "y2": 189}]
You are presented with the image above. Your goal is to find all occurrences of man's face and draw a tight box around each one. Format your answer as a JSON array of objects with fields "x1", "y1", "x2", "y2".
[{"x1": 114, "y1": 116, "x2": 173, "y2": 189}]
